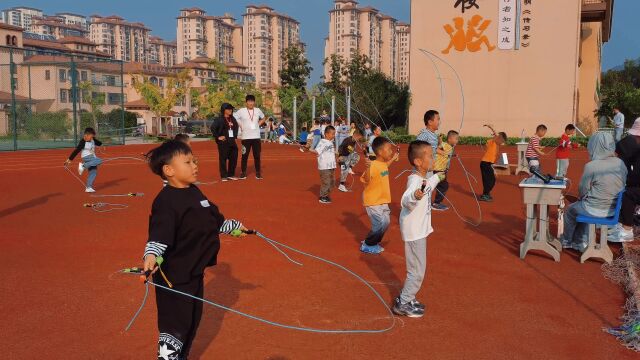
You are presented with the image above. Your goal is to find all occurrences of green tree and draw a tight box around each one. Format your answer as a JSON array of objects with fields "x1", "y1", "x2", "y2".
[
  {"x1": 78, "y1": 81, "x2": 105, "y2": 131},
  {"x1": 598, "y1": 59, "x2": 640, "y2": 126},
  {"x1": 133, "y1": 69, "x2": 192, "y2": 119},
  {"x1": 279, "y1": 45, "x2": 312, "y2": 90},
  {"x1": 322, "y1": 54, "x2": 345, "y2": 91}
]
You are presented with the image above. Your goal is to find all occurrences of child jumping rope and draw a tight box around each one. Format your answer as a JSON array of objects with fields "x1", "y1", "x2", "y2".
[
  {"x1": 142, "y1": 140, "x2": 247, "y2": 360},
  {"x1": 65, "y1": 127, "x2": 102, "y2": 193}
]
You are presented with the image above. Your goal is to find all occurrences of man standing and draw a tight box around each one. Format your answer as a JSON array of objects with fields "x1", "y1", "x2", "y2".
[
  {"x1": 236, "y1": 95, "x2": 266, "y2": 180},
  {"x1": 613, "y1": 107, "x2": 625, "y2": 142}
]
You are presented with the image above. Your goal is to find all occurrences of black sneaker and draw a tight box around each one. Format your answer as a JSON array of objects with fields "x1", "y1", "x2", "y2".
[
  {"x1": 409, "y1": 299, "x2": 425, "y2": 311},
  {"x1": 256, "y1": 173, "x2": 263, "y2": 180},
  {"x1": 479, "y1": 194, "x2": 492, "y2": 202},
  {"x1": 319, "y1": 197, "x2": 331, "y2": 204},
  {"x1": 239, "y1": 173, "x2": 247, "y2": 180},
  {"x1": 392, "y1": 297, "x2": 424, "y2": 318}
]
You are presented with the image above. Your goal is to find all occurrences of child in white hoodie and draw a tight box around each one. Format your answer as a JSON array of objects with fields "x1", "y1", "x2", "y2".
[{"x1": 393, "y1": 140, "x2": 445, "y2": 318}]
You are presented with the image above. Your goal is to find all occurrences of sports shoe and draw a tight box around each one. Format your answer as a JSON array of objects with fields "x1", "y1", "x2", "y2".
[
  {"x1": 78, "y1": 162, "x2": 85, "y2": 175},
  {"x1": 479, "y1": 194, "x2": 492, "y2": 202},
  {"x1": 432, "y1": 203, "x2": 449, "y2": 211},
  {"x1": 338, "y1": 184, "x2": 348, "y2": 192},
  {"x1": 609, "y1": 225, "x2": 635, "y2": 243},
  {"x1": 392, "y1": 297, "x2": 424, "y2": 318},
  {"x1": 85, "y1": 187, "x2": 95, "y2": 193},
  {"x1": 239, "y1": 173, "x2": 247, "y2": 180},
  {"x1": 348, "y1": 168, "x2": 355, "y2": 175},
  {"x1": 319, "y1": 197, "x2": 331, "y2": 204},
  {"x1": 360, "y1": 242, "x2": 384, "y2": 255},
  {"x1": 228, "y1": 176, "x2": 239, "y2": 181},
  {"x1": 409, "y1": 299, "x2": 426, "y2": 311},
  {"x1": 221, "y1": 178, "x2": 229, "y2": 182},
  {"x1": 256, "y1": 173, "x2": 263, "y2": 180},
  {"x1": 299, "y1": 148, "x2": 304, "y2": 152}
]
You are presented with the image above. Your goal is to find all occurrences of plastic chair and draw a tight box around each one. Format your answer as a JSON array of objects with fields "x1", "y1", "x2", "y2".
[{"x1": 576, "y1": 190, "x2": 625, "y2": 264}]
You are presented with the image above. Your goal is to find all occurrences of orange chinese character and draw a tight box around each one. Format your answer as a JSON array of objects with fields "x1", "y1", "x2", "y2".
[{"x1": 442, "y1": 15, "x2": 496, "y2": 54}]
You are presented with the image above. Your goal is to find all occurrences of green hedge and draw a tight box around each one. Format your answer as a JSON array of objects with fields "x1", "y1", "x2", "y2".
[{"x1": 383, "y1": 131, "x2": 590, "y2": 146}]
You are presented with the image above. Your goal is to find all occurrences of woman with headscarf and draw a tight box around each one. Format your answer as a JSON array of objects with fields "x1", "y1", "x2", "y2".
[
  {"x1": 211, "y1": 103, "x2": 239, "y2": 182},
  {"x1": 560, "y1": 132, "x2": 627, "y2": 251}
]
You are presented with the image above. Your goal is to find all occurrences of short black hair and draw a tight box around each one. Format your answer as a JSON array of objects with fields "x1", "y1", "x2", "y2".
[
  {"x1": 146, "y1": 140, "x2": 192, "y2": 179},
  {"x1": 498, "y1": 132, "x2": 508, "y2": 142},
  {"x1": 245, "y1": 94, "x2": 256, "y2": 102},
  {"x1": 301, "y1": 127, "x2": 307, "y2": 131},
  {"x1": 324, "y1": 125, "x2": 335, "y2": 135},
  {"x1": 84, "y1": 127, "x2": 96, "y2": 135},
  {"x1": 174, "y1": 133, "x2": 190, "y2": 143},
  {"x1": 352, "y1": 129, "x2": 363, "y2": 138},
  {"x1": 314, "y1": 120, "x2": 320, "y2": 125},
  {"x1": 408, "y1": 140, "x2": 431, "y2": 167},
  {"x1": 536, "y1": 124, "x2": 547, "y2": 132},
  {"x1": 372, "y1": 136, "x2": 391, "y2": 155},
  {"x1": 423, "y1": 110, "x2": 439, "y2": 126},
  {"x1": 565, "y1": 124, "x2": 576, "y2": 131},
  {"x1": 447, "y1": 130, "x2": 459, "y2": 139}
]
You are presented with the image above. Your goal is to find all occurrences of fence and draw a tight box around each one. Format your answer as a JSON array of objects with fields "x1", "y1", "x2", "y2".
[{"x1": 0, "y1": 46, "x2": 125, "y2": 151}]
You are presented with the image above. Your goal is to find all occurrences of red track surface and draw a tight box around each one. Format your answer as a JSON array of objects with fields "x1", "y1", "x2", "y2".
[{"x1": 0, "y1": 142, "x2": 635, "y2": 359}]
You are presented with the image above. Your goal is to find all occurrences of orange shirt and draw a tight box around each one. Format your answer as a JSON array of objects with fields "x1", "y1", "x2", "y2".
[
  {"x1": 481, "y1": 139, "x2": 498, "y2": 163},
  {"x1": 361, "y1": 160, "x2": 391, "y2": 206}
]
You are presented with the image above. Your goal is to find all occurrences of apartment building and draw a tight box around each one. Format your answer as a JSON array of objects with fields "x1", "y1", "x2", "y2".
[
  {"x1": 242, "y1": 4, "x2": 301, "y2": 87},
  {"x1": 149, "y1": 36, "x2": 177, "y2": 67},
  {"x1": 55, "y1": 13, "x2": 89, "y2": 31},
  {"x1": 1, "y1": 7, "x2": 44, "y2": 31},
  {"x1": 89, "y1": 15, "x2": 150, "y2": 63},
  {"x1": 396, "y1": 22, "x2": 410, "y2": 84},
  {"x1": 31, "y1": 16, "x2": 88, "y2": 39},
  {"x1": 176, "y1": 8, "x2": 242, "y2": 65},
  {"x1": 324, "y1": 0, "x2": 410, "y2": 83}
]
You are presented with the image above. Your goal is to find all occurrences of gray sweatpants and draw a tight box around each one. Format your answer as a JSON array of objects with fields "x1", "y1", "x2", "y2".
[
  {"x1": 339, "y1": 152, "x2": 360, "y2": 183},
  {"x1": 399, "y1": 238, "x2": 427, "y2": 304},
  {"x1": 556, "y1": 159, "x2": 569, "y2": 178},
  {"x1": 319, "y1": 169, "x2": 335, "y2": 198}
]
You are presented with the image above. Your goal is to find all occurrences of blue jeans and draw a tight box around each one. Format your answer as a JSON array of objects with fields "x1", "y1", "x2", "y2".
[
  {"x1": 614, "y1": 128, "x2": 623, "y2": 142},
  {"x1": 561, "y1": 201, "x2": 592, "y2": 251},
  {"x1": 364, "y1": 204, "x2": 391, "y2": 246},
  {"x1": 82, "y1": 155, "x2": 102, "y2": 188},
  {"x1": 311, "y1": 135, "x2": 321, "y2": 150}
]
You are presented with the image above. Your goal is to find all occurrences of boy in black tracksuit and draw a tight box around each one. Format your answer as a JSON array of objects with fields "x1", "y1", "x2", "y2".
[
  {"x1": 210, "y1": 103, "x2": 239, "y2": 181},
  {"x1": 143, "y1": 140, "x2": 247, "y2": 360}
]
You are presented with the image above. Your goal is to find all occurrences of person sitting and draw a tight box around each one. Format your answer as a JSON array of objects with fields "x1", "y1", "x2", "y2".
[{"x1": 560, "y1": 132, "x2": 627, "y2": 252}]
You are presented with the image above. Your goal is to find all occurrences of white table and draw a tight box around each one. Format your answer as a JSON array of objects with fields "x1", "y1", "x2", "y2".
[
  {"x1": 519, "y1": 177, "x2": 567, "y2": 262},
  {"x1": 516, "y1": 142, "x2": 530, "y2": 175}
]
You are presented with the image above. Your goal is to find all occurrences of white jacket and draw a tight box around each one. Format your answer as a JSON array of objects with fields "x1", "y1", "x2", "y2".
[{"x1": 399, "y1": 173, "x2": 441, "y2": 242}]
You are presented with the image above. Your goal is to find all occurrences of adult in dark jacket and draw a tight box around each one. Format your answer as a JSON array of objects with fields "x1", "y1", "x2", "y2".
[
  {"x1": 211, "y1": 103, "x2": 239, "y2": 181},
  {"x1": 613, "y1": 117, "x2": 640, "y2": 241}
]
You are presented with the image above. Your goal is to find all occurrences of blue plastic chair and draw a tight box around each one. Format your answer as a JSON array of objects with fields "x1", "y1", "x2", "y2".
[{"x1": 576, "y1": 190, "x2": 625, "y2": 264}]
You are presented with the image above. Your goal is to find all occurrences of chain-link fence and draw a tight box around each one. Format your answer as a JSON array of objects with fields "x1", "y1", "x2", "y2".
[{"x1": 0, "y1": 46, "x2": 125, "y2": 151}]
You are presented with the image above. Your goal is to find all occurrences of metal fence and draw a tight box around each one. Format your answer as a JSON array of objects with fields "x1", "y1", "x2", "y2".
[{"x1": 0, "y1": 46, "x2": 125, "y2": 151}]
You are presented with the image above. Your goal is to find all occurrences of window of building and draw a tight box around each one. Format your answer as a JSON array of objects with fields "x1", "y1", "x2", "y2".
[
  {"x1": 60, "y1": 89, "x2": 67, "y2": 103},
  {"x1": 59, "y1": 69, "x2": 67, "y2": 82},
  {"x1": 45, "y1": 70, "x2": 50, "y2": 80}
]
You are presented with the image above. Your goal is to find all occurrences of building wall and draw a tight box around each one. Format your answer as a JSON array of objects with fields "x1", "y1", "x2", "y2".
[
  {"x1": 409, "y1": 0, "x2": 582, "y2": 136},
  {"x1": 89, "y1": 16, "x2": 149, "y2": 63},
  {"x1": 397, "y1": 23, "x2": 410, "y2": 83},
  {"x1": 577, "y1": 21, "x2": 603, "y2": 133}
]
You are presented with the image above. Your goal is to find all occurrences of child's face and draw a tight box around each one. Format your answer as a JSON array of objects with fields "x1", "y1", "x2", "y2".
[
  {"x1": 377, "y1": 142, "x2": 395, "y2": 162},
  {"x1": 537, "y1": 129, "x2": 547, "y2": 137},
  {"x1": 427, "y1": 115, "x2": 440, "y2": 130},
  {"x1": 496, "y1": 135, "x2": 506, "y2": 145},
  {"x1": 164, "y1": 153, "x2": 198, "y2": 186},
  {"x1": 567, "y1": 129, "x2": 576, "y2": 136},
  {"x1": 414, "y1": 146, "x2": 434, "y2": 172},
  {"x1": 83, "y1": 133, "x2": 94, "y2": 141},
  {"x1": 447, "y1": 134, "x2": 459, "y2": 146},
  {"x1": 374, "y1": 128, "x2": 382, "y2": 136},
  {"x1": 325, "y1": 129, "x2": 336, "y2": 141}
]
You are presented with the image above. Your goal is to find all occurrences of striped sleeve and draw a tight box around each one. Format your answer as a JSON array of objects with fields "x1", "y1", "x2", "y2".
[
  {"x1": 219, "y1": 219, "x2": 242, "y2": 234},
  {"x1": 144, "y1": 241, "x2": 168, "y2": 258}
]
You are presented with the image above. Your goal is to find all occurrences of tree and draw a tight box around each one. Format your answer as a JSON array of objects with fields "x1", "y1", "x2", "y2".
[
  {"x1": 342, "y1": 53, "x2": 371, "y2": 84},
  {"x1": 598, "y1": 59, "x2": 640, "y2": 126},
  {"x1": 322, "y1": 54, "x2": 345, "y2": 91},
  {"x1": 279, "y1": 45, "x2": 312, "y2": 90},
  {"x1": 78, "y1": 81, "x2": 105, "y2": 131},
  {"x1": 133, "y1": 69, "x2": 192, "y2": 119}
]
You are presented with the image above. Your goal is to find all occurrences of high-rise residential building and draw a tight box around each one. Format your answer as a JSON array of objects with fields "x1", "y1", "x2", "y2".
[
  {"x1": 242, "y1": 4, "x2": 301, "y2": 87},
  {"x1": 31, "y1": 15, "x2": 88, "y2": 39},
  {"x1": 149, "y1": 36, "x2": 177, "y2": 67},
  {"x1": 176, "y1": 8, "x2": 243, "y2": 65},
  {"x1": 89, "y1": 15, "x2": 150, "y2": 63},
  {"x1": 396, "y1": 22, "x2": 410, "y2": 84},
  {"x1": 1, "y1": 7, "x2": 44, "y2": 31},
  {"x1": 324, "y1": 0, "x2": 410, "y2": 83},
  {"x1": 55, "y1": 13, "x2": 89, "y2": 31}
]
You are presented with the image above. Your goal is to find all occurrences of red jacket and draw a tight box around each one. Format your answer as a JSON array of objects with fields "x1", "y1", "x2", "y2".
[{"x1": 556, "y1": 133, "x2": 578, "y2": 159}]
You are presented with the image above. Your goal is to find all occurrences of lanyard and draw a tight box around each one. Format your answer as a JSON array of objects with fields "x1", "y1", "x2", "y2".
[{"x1": 248, "y1": 109, "x2": 254, "y2": 122}]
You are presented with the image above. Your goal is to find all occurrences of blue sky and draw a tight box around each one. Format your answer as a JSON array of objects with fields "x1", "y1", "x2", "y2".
[{"x1": 4, "y1": 0, "x2": 637, "y2": 82}]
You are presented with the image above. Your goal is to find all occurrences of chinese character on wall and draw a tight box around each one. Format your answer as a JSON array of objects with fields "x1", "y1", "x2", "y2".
[{"x1": 454, "y1": 0, "x2": 480, "y2": 13}]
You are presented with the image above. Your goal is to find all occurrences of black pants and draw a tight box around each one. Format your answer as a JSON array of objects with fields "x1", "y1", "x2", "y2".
[
  {"x1": 480, "y1": 161, "x2": 495, "y2": 196},
  {"x1": 434, "y1": 177, "x2": 449, "y2": 204},
  {"x1": 156, "y1": 276, "x2": 204, "y2": 360},
  {"x1": 621, "y1": 186, "x2": 640, "y2": 227},
  {"x1": 241, "y1": 139, "x2": 261, "y2": 175},
  {"x1": 217, "y1": 141, "x2": 238, "y2": 178}
]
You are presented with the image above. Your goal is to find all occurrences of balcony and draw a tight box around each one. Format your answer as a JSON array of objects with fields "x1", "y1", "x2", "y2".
[{"x1": 581, "y1": 0, "x2": 613, "y2": 41}]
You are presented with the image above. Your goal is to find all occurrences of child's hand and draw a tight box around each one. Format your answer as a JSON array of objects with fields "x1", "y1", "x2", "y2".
[
  {"x1": 64, "y1": 159, "x2": 71, "y2": 165},
  {"x1": 437, "y1": 173, "x2": 446, "y2": 182},
  {"x1": 414, "y1": 189, "x2": 425, "y2": 200},
  {"x1": 391, "y1": 152, "x2": 399, "y2": 162},
  {"x1": 143, "y1": 254, "x2": 159, "y2": 275}
]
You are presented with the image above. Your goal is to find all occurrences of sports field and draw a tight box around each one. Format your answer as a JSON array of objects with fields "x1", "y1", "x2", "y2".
[{"x1": 0, "y1": 142, "x2": 635, "y2": 359}]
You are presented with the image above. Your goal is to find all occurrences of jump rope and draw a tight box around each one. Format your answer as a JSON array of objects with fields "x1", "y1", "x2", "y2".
[{"x1": 119, "y1": 230, "x2": 396, "y2": 334}]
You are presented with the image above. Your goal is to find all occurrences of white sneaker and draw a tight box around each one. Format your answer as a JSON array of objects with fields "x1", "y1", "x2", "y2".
[
  {"x1": 348, "y1": 168, "x2": 355, "y2": 175},
  {"x1": 618, "y1": 226, "x2": 636, "y2": 242},
  {"x1": 338, "y1": 184, "x2": 348, "y2": 192},
  {"x1": 78, "y1": 162, "x2": 85, "y2": 175},
  {"x1": 85, "y1": 187, "x2": 95, "y2": 193},
  {"x1": 299, "y1": 148, "x2": 304, "y2": 152},
  {"x1": 608, "y1": 224, "x2": 634, "y2": 243}
]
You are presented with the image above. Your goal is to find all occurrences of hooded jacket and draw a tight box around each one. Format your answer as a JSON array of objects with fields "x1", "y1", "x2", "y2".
[{"x1": 579, "y1": 132, "x2": 627, "y2": 217}]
